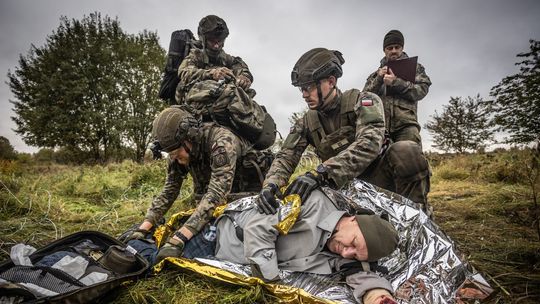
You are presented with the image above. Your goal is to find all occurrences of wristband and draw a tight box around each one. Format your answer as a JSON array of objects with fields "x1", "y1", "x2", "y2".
[{"x1": 174, "y1": 231, "x2": 189, "y2": 244}]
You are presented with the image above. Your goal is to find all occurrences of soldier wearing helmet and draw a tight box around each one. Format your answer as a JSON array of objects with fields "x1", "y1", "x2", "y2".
[
  {"x1": 174, "y1": 15, "x2": 253, "y2": 104},
  {"x1": 363, "y1": 30, "x2": 432, "y2": 146},
  {"x1": 256, "y1": 48, "x2": 431, "y2": 217},
  {"x1": 123, "y1": 106, "x2": 273, "y2": 261}
]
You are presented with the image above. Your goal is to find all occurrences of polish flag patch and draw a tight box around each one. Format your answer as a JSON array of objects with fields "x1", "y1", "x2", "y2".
[{"x1": 361, "y1": 99, "x2": 373, "y2": 106}]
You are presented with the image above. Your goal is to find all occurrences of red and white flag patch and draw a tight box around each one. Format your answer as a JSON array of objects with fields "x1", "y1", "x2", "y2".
[{"x1": 361, "y1": 99, "x2": 373, "y2": 106}]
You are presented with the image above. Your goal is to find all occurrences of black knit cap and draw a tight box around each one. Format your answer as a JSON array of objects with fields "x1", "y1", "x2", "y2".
[
  {"x1": 383, "y1": 30, "x2": 404, "y2": 49},
  {"x1": 356, "y1": 214, "x2": 399, "y2": 261}
]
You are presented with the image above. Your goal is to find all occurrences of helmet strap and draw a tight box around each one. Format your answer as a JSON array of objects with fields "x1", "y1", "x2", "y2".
[
  {"x1": 316, "y1": 81, "x2": 336, "y2": 109},
  {"x1": 316, "y1": 81, "x2": 324, "y2": 108},
  {"x1": 182, "y1": 141, "x2": 192, "y2": 155},
  {"x1": 323, "y1": 86, "x2": 336, "y2": 101}
]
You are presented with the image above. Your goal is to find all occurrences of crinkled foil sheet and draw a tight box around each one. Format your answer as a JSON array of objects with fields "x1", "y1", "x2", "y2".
[{"x1": 155, "y1": 180, "x2": 492, "y2": 303}]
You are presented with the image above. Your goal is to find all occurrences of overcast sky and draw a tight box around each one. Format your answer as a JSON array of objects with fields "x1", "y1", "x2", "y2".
[{"x1": 1, "y1": 0, "x2": 539, "y2": 153}]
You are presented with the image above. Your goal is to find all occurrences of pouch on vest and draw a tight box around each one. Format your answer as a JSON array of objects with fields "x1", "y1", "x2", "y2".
[
  {"x1": 185, "y1": 79, "x2": 277, "y2": 150},
  {"x1": 316, "y1": 126, "x2": 355, "y2": 161}
]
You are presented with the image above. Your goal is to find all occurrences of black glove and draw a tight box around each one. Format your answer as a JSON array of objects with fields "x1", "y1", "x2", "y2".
[
  {"x1": 155, "y1": 239, "x2": 185, "y2": 263},
  {"x1": 256, "y1": 183, "x2": 282, "y2": 215},
  {"x1": 284, "y1": 172, "x2": 321, "y2": 203},
  {"x1": 118, "y1": 224, "x2": 152, "y2": 243}
]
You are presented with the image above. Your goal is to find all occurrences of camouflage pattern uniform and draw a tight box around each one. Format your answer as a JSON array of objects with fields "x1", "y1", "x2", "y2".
[
  {"x1": 265, "y1": 89, "x2": 430, "y2": 209},
  {"x1": 363, "y1": 52, "x2": 431, "y2": 145},
  {"x1": 175, "y1": 46, "x2": 253, "y2": 104},
  {"x1": 145, "y1": 123, "x2": 270, "y2": 234}
]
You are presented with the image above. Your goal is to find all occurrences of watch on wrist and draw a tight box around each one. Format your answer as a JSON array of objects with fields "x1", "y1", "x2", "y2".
[{"x1": 315, "y1": 164, "x2": 328, "y2": 181}]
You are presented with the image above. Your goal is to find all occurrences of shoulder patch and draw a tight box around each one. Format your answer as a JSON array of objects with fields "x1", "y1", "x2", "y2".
[
  {"x1": 211, "y1": 146, "x2": 229, "y2": 168},
  {"x1": 361, "y1": 99, "x2": 373, "y2": 106}
]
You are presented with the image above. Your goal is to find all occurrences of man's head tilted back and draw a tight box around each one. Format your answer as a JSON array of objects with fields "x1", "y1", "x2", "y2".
[{"x1": 327, "y1": 214, "x2": 399, "y2": 262}]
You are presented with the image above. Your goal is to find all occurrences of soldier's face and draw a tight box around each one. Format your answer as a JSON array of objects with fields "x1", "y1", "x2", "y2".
[
  {"x1": 206, "y1": 36, "x2": 225, "y2": 51},
  {"x1": 327, "y1": 216, "x2": 368, "y2": 261},
  {"x1": 384, "y1": 44, "x2": 403, "y2": 61},
  {"x1": 168, "y1": 143, "x2": 190, "y2": 165},
  {"x1": 301, "y1": 77, "x2": 336, "y2": 110}
]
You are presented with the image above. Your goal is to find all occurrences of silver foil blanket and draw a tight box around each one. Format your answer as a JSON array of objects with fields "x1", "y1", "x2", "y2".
[{"x1": 197, "y1": 180, "x2": 492, "y2": 303}]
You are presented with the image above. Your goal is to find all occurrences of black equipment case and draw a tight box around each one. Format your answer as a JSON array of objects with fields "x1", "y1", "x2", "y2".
[{"x1": 0, "y1": 230, "x2": 150, "y2": 303}]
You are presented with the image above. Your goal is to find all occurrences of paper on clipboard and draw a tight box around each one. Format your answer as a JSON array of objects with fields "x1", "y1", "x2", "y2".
[{"x1": 387, "y1": 56, "x2": 417, "y2": 83}]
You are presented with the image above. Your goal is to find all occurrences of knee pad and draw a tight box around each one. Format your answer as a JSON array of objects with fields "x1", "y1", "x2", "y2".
[{"x1": 385, "y1": 141, "x2": 429, "y2": 182}]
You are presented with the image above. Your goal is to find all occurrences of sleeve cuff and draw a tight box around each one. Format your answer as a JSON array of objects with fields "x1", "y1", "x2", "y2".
[
  {"x1": 248, "y1": 252, "x2": 279, "y2": 281},
  {"x1": 346, "y1": 271, "x2": 393, "y2": 303},
  {"x1": 391, "y1": 78, "x2": 410, "y2": 93}
]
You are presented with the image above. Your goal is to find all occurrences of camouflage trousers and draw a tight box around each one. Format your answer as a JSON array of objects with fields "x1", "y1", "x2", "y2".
[
  {"x1": 389, "y1": 125, "x2": 422, "y2": 148},
  {"x1": 360, "y1": 140, "x2": 432, "y2": 216}
]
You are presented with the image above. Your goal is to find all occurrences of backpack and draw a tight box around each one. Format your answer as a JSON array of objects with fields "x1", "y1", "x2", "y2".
[
  {"x1": 158, "y1": 29, "x2": 195, "y2": 104},
  {"x1": 185, "y1": 79, "x2": 277, "y2": 150},
  {"x1": 0, "y1": 231, "x2": 150, "y2": 303}
]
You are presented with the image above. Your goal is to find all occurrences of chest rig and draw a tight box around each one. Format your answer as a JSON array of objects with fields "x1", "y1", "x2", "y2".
[{"x1": 305, "y1": 89, "x2": 361, "y2": 161}]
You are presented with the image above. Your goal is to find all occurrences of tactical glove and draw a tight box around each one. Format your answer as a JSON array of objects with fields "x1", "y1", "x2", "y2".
[
  {"x1": 155, "y1": 238, "x2": 185, "y2": 263},
  {"x1": 284, "y1": 165, "x2": 330, "y2": 203},
  {"x1": 118, "y1": 227, "x2": 151, "y2": 243},
  {"x1": 256, "y1": 183, "x2": 282, "y2": 215}
]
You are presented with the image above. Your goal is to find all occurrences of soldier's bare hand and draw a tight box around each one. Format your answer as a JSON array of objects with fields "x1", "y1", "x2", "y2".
[
  {"x1": 383, "y1": 68, "x2": 396, "y2": 85},
  {"x1": 236, "y1": 75, "x2": 252, "y2": 90},
  {"x1": 377, "y1": 66, "x2": 388, "y2": 77},
  {"x1": 209, "y1": 67, "x2": 234, "y2": 81}
]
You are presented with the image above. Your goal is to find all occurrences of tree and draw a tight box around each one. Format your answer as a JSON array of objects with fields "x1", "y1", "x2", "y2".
[
  {"x1": 0, "y1": 137, "x2": 17, "y2": 160},
  {"x1": 8, "y1": 13, "x2": 165, "y2": 163},
  {"x1": 489, "y1": 39, "x2": 540, "y2": 150},
  {"x1": 425, "y1": 95, "x2": 494, "y2": 153},
  {"x1": 120, "y1": 31, "x2": 166, "y2": 162}
]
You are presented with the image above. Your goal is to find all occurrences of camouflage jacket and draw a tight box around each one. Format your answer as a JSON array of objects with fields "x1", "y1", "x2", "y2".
[
  {"x1": 264, "y1": 89, "x2": 385, "y2": 189},
  {"x1": 363, "y1": 52, "x2": 431, "y2": 134},
  {"x1": 145, "y1": 123, "x2": 269, "y2": 234},
  {"x1": 175, "y1": 47, "x2": 253, "y2": 103}
]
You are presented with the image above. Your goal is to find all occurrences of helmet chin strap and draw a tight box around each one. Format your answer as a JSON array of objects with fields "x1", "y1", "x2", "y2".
[
  {"x1": 315, "y1": 82, "x2": 336, "y2": 109},
  {"x1": 316, "y1": 82, "x2": 324, "y2": 109}
]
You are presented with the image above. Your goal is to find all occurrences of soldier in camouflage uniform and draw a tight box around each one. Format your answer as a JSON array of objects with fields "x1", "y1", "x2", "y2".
[
  {"x1": 256, "y1": 48, "x2": 431, "y2": 216},
  {"x1": 363, "y1": 30, "x2": 431, "y2": 145},
  {"x1": 124, "y1": 106, "x2": 271, "y2": 261},
  {"x1": 175, "y1": 15, "x2": 253, "y2": 104}
]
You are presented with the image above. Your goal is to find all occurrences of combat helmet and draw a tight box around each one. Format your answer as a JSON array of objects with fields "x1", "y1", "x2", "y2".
[
  {"x1": 151, "y1": 106, "x2": 200, "y2": 153},
  {"x1": 198, "y1": 15, "x2": 229, "y2": 41},
  {"x1": 291, "y1": 48, "x2": 345, "y2": 87}
]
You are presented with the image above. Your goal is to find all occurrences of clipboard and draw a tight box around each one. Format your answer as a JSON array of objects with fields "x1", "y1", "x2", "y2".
[{"x1": 386, "y1": 56, "x2": 417, "y2": 83}]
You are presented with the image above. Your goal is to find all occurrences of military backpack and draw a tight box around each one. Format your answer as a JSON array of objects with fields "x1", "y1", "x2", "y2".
[
  {"x1": 158, "y1": 29, "x2": 195, "y2": 104},
  {"x1": 184, "y1": 79, "x2": 277, "y2": 150}
]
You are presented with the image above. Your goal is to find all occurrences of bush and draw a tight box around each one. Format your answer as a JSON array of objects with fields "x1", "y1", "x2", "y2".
[
  {"x1": 0, "y1": 160, "x2": 20, "y2": 176},
  {"x1": 478, "y1": 149, "x2": 535, "y2": 184}
]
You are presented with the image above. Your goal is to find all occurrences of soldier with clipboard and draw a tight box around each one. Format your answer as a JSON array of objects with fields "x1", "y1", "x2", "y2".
[{"x1": 363, "y1": 30, "x2": 431, "y2": 146}]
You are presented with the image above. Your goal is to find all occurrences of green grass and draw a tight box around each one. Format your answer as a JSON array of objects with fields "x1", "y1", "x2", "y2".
[
  {"x1": 428, "y1": 150, "x2": 540, "y2": 303},
  {"x1": 1, "y1": 150, "x2": 539, "y2": 303}
]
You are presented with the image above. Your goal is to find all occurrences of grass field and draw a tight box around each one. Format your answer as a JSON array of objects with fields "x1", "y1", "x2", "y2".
[{"x1": 0, "y1": 150, "x2": 539, "y2": 303}]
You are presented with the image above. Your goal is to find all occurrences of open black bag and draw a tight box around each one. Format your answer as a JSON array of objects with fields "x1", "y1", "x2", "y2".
[{"x1": 0, "y1": 231, "x2": 150, "y2": 303}]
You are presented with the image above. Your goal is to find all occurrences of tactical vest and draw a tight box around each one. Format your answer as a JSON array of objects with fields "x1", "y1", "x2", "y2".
[{"x1": 305, "y1": 89, "x2": 360, "y2": 161}]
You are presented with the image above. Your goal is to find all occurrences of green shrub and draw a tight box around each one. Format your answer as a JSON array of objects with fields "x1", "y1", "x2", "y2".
[{"x1": 478, "y1": 149, "x2": 535, "y2": 184}]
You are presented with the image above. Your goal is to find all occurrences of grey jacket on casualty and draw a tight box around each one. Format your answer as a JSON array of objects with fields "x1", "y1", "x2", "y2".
[{"x1": 214, "y1": 189, "x2": 393, "y2": 301}]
